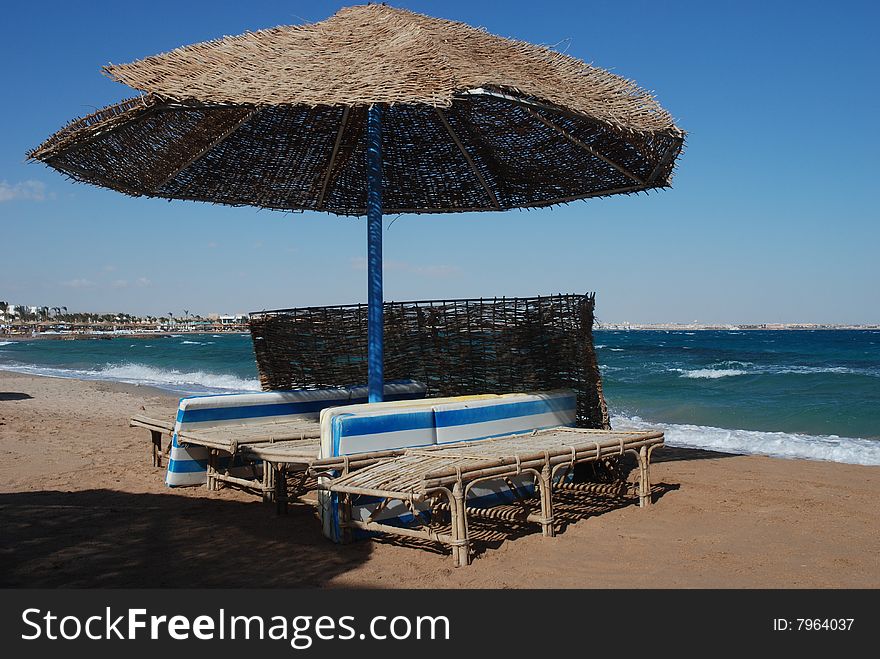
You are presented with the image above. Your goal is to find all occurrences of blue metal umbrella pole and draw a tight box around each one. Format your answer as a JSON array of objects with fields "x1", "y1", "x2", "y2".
[{"x1": 366, "y1": 104, "x2": 384, "y2": 403}]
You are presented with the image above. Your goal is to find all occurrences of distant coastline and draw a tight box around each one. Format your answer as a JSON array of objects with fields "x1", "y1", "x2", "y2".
[
  {"x1": 596, "y1": 323, "x2": 879, "y2": 331},
  {"x1": 0, "y1": 330, "x2": 249, "y2": 341},
  {"x1": 2, "y1": 323, "x2": 878, "y2": 341}
]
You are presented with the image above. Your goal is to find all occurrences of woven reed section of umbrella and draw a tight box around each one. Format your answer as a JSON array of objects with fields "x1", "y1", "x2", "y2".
[
  {"x1": 27, "y1": 5, "x2": 684, "y2": 215},
  {"x1": 249, "y1": 294, "x2": 609, "y2": 430},
  {"x1": 102, "y1": 4, "x2": 675, "y2": 132}
]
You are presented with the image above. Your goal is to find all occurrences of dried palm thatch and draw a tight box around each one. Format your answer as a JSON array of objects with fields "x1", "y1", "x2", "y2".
[
  {"x1": 249, "y1": 294, "x2": 609, "y2": 429},
  {"x1": 28, "y1": 4, "x2": 684, "y2": 214}
]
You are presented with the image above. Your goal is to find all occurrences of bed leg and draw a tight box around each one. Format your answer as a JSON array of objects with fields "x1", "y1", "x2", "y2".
[
  {"x1": 539, "y1": 464, "x2": 555, "y2": 537},
  {"x1": 341, "y1": 494, "x2": 354, "y2": 544},
  {"x1": 262, "y1": 462, "x2": 275, "y2": 504},
  {"x1": 452, "y1": 481, "x2": 469, "y2": 566},
  {"x1": 150, "y1": 430, "x2": 162, "y2": 468},
  {"x1": 206, "y1": 450, "x2": 217, "y2": 491},
  {"x1": 638, "y1": 445, "x2": 650, "y2": 507},
  {"x1": 275, "y1": 465, "x2": 288, "y2": 515}
]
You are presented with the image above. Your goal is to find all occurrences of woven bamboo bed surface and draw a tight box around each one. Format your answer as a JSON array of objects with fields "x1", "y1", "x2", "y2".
[
  {"x1": 241, "y1": 438, "x2": 322, "y2": 463},
  {"x1": 177, "y1": 417, "x2": 320, "y2": 452},
  {"x1": 130, "y1": 414, "x2": 175, "y2": 434},
  {"x1": 28, "y1": 5, "x2": 684, "y2": 215},
  {"x1": 329, "y1": 428, "x2": 663, "y2": 498}
]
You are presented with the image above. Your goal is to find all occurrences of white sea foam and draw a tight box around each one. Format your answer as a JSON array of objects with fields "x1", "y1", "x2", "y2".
[
  {"x1": 595, "y1": 344, "x2": 606, "y2": 349},
  {"x1": 98, "y1": 364, "x2": 257, "y2": 391},
  {"x1": 612, "y1": 414, "x2": 880, "y2": 466},
  {"x1": 773, "y1": 365, "x2": 872, "y2": 376},
  {"x1": 0, "y1": 362, "x2": 260, "y2": 394},
  {"x1": 675, "y1": 368, "x2": 749, "y2": 379},
  {"x1": 0, "y1": 341, "x2": 14, "y2": 347},
  {"x1": 180, "y1": 340, "x2": 214, "y2": 345},
  {"x1": 609, "y1": 348, "x2": 625, "y2": 352},
  {"x1": 672, "y1": 362, "x2": 878, "y2": 379}
]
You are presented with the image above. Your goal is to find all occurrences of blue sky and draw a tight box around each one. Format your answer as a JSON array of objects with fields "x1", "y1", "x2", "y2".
[{"x1": 1, "y1": 0, "x2": 878, "y2": 323}]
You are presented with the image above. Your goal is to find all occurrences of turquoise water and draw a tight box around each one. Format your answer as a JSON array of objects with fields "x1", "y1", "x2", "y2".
[
  {"x1": 0, "y1": 334, "x2": 262, "y2": 393},
  {"x1": 1, "y1": 330, "x2": 878, "y2": 464}
]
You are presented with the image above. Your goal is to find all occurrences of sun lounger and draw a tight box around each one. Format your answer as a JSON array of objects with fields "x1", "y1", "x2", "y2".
[
  {"x1": 243, "y1": 393, "x2": 511, "y2": 513},
  {"x1": 316, "y1": 390, "x2": 579, "y2": 542},
  {"x1": 128, "y1": 380, "x2": 427, "y2": 494},
  {"x1": 327, "y1": 427, "x2": 664, "y2": 566},
  {"x1": 309, "y1": 391, "x2": 662, "y2": 565}
]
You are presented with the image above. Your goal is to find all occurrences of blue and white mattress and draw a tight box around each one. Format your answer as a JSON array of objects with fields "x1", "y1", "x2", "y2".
[
  {"x1": 165, "y1": 380, "x2": 426, "y2": 487},
  {"x1": 318, "y1": 390, "x2": 577, "y2": 542}
]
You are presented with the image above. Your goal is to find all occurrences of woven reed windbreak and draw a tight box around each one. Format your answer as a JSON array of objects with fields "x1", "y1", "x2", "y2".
[
  {"x1": 249, "y1": 294, "x2": 610, "y2": 430},
  {"x1": 28, "y1": 4, "x2": 684, "y2": 215}
]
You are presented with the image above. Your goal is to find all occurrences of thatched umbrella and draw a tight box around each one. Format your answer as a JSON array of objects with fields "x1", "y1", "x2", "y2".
[{"x1": 29, "y1": 4, "x2": 684, "y2": 402}]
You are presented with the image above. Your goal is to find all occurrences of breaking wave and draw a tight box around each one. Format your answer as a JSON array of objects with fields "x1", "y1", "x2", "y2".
[
  {"x1": 0, "y1": 361, "x2": 260, "y2": 394},
  {"x1": 612, "y1": 414, "x2": 880, "y2": 466}
]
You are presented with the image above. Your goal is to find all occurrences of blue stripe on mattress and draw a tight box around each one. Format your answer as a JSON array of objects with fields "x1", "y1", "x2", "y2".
[
  {"x1": 349, "y1": 484, "x2": 537, "y2": 509},
  {"x1": 179, "y1": 399, "x2": 348, "y2": 424},
  {"x1": 166, "y1": 454, "x2": 252, "y2": 473},
  {"x1": 166, "y1": 458, "x2": 208, "y2": 473},
  {"x1": 348, "y1": 486, "x2": 537, "y2": 535},
  {"x1": 349, "y1": 391, "x2": 422, "y2": 404},
  {"x1": 439, "y1": 425, "x2": 575, "y2": 446},
  {"x1": 176, "y1": 388, "x2": 424, "y2": 424},
  {"x1": 335, "y1": 396, "x2": 574, "y2": 440},
  {"x1": 435, "y1": 396, "x2": 575, "y2": 427},
  {"x1": 336, "y1": 409, "x2": 436, "y2": 437}
]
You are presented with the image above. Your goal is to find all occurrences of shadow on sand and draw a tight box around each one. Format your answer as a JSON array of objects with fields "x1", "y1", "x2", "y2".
[
  {"x1": 0, "y1": 489, "x2": 371, "y2": 588},
  {"x1": 367, "y1": 477, "x2": 679, "y2": 561},
  {"x1": 1, "y1": 448, "x2": 702, "y2": 582},
  {"x1": 651, "y1": 445, "x2": 736, "y2": 463},
  {"x1": 0, "y1": 392, "x2": 33, "y2": 401}
]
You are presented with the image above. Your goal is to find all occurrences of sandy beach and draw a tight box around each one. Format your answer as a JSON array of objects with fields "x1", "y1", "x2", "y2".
[{"x1": 1, "y1": 369, "x2": 877, "y2": 589}]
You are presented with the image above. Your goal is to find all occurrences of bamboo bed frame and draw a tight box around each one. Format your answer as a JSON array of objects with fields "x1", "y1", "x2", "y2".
[
  {"x1": 325, "y1": 428, "x2": 665, "y2": 566},
  {"x1": 182, "y1": 419, "x2": 320, "y2": 500},
  {"x1": 129, "y1": 413, "x2": 320, "y2": 500},
  {"x1": 241, "y1": 438, "x2": 323, "y2": 512},
  {"x1": 129, "y1": 415, "x2": 665, "y2": 562},
  {"x1": 130, "y1": 414, "x2": 175, "y2": 468}
]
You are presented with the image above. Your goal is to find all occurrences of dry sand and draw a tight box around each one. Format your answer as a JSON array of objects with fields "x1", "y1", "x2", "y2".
[{"x1": 1, "y1": 369, "x2": 877, "y2": 588}]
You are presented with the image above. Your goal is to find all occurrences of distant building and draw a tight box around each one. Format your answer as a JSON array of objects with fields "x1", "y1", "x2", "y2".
[{"x1": 219, "y1": 314, "x2": 248, "y2": 326}]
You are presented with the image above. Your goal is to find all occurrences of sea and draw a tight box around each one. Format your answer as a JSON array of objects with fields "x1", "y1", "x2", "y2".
[{"x1": 1, "y1": 330, "x2": 878, "y2": 465}]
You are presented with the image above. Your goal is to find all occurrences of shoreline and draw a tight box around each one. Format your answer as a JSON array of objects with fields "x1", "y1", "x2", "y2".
[
  {"x1": 0, "y1": 331, "x2": 250, "y2": 342},
  {"x1": 1, "y1": 369, "x2": 877, "y2": 587},
  {"x1": 1, "y1": 366, "x2": 877, "y2": 465},
  {"x1": 0, "y1": 367, "x2": 180, "y2": 401}
]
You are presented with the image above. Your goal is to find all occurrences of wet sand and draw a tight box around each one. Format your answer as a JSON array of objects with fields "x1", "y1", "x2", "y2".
[{"x1": 1, "y1": 370, "x2": 877, "y2": 588}]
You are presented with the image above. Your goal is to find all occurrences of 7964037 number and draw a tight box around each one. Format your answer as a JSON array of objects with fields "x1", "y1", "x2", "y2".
[{"x1": 797, "y1": 618, "x2": 853, "y2": 631}]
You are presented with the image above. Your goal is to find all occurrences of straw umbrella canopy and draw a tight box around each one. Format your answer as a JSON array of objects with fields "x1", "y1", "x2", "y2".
[{"x1": 29, "y1": 3, "x2": 685, "y2": 401}]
